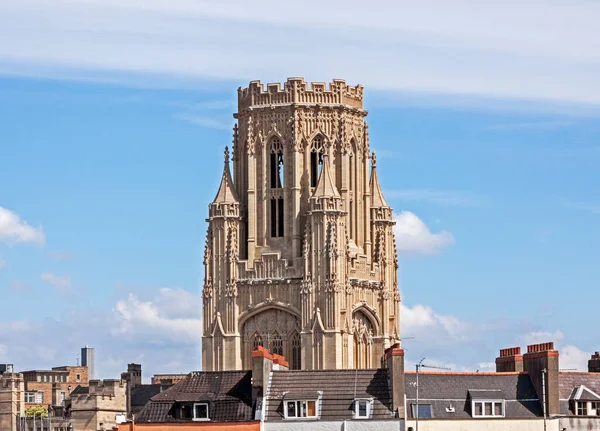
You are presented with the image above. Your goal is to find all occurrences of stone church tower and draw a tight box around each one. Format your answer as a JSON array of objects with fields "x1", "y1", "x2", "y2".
[{"x1": 202, "y1": 78, "x2": 400, "y2": 371}]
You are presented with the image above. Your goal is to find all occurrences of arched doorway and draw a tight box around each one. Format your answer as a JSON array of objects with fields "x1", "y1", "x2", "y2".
[{"x1": 242, "y1": 308, "x2": 302, "y2": 369}]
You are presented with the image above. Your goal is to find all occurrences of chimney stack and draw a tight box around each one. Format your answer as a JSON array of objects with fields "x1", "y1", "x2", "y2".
[
  {"x1": 589, "y1": 352, "x2": 600, "y2": 373},
  {"x1": 384, "y1": 343, "x2": 405, "y2": 418},
  {"x1": 496, "y1": 347, "x2": 524, "y2": 372},
  {"x1": 523, "y1": 342, "x2": 559, "y2": 416},
  {"x1": 251, "y1": 346, "x2": 277, "y2": 399}
]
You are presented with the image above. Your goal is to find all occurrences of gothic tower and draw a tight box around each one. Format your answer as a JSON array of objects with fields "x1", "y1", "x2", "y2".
[{"x1": 202, "y1": 78, "x2": 401, "y2": 371}]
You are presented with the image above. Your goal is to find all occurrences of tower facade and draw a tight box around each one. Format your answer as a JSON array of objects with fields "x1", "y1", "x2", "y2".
[{"x1": 202, "y1": 78, "x2": 400, "y2": 371}]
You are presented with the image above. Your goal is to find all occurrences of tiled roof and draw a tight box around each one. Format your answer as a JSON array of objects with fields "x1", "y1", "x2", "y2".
[
  {"x1": 265, "y1": 369, "x2": 394, "y2": 421},
  {"x1": 559, "y1": 373, "x2": 600, "y2": 399},
  {"x1": 136, "y1": 371, "x2": 254, "y2": 423},
  {"x1": 559, "y1": 372, "x2": 600, "y2": 416},
  {"x1": 404, "y1": 372, "x2": 542, "y2": 419}
]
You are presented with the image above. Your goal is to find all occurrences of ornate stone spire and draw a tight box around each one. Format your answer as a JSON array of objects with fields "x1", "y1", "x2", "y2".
[
  {"x1": 212, "y1": 146, "x2": 239, "y2": 204},
  {"x1": 311, "y1": 151, "x2": 341, "y2": 198},
  {"x1": 369, "y1": 151, "x2": 389, "y2": 208}
]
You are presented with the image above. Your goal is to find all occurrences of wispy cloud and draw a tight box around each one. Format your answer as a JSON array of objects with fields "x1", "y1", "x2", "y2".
[
  {"x1": 173, "y1": 113, "x2": 231, "y2": 130},
  {"x1": 393, "y1": 211, "x2": 455, "y2": 255},
  {"x1": 1, "y1": 0, "x2": 600, "y2": 107},
  {"x1": 386, "y1": 189, "x2": 485, "y2": 207},
  {"x1": 40, "y1": 272, "x2": 71, "y2": 292},
  {"x1": 0, "y1": 206, "x2": 45, "y2": 246}
]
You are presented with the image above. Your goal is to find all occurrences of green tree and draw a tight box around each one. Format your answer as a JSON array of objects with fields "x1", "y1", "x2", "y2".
[{"x1": 25, "y1": 405, "x2": 48, "y2": 417}]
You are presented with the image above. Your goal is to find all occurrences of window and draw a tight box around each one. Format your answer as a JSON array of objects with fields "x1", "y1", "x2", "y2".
[
  {"x1": 270, "y1": 197, "x2": 284, "y2": 237},
  {"x1": 269, "y1": 138, "x2": 284, "y2": 189},
  {"x1": 591, "y1": 401, "x2": 600, "y2": 415},
  {"x1": 472, "y1": 400, "x2": 504, "y2": 417},
  {"x1": 76, "y1": 374, "x2": 81, "y2": 382},
  {"x1": 310, "y1": 136, "x2": 324, "y2": 188},
  {"x1": 284, "y1": 400, "x2": 318, "y2": 419},
  {"x1": 270, "y1": 332, "x2": 283, "y2": 356},
  {"x1": 193, "y1": 402, "x2": 209, "y2": 421},
  {"x1": 354, "y1": 398, "x2": 372, "y2": 419},
  {"x1": 25, "y1": 392, "x2": 36, "y2": 403},
  {"x1": 35, "y1": 392, "x2": 44, "y2": 403},
  {"x1": 577, "y1": 401, "x2": 588, "y2": 416},
  {"x1": 60, "y1": 392, "x2": 66, "y2": 402},
  {"x1": 412, "y1": 403, "x2": 433, "y2": 418},
  {"x1": 291, "y1": 332, "x2": 301, "y2": 370},
  {"x1": 179, "y1": 404, "x2": 193, "y2": 420}
]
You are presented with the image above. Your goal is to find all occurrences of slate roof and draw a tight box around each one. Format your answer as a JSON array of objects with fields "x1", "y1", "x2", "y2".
[
  {"x1": 135, "y1": 371, "x2": 254, "y2": 423},
  {"x1": 131, "y1": 384, "x2": 162, "y2": 408},
  {"x1": 265, "y1": 369, "x2": 394, "y2": 421},
  {"x1": 404, "y1": 372, "x2": 542, "y2": 419},
  {"x1": 70, "y1": 385, "x2": 89, "y2": 395},
  {"x1": 559, "y1": 372, "x2": 600, "y2": 416}
]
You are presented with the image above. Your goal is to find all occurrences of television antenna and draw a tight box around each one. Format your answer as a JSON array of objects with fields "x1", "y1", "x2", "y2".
[{"x1": 415, "y1": 358, "x2": 451, "y2": 431}]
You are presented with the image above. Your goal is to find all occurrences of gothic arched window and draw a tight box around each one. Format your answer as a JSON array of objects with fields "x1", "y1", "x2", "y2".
[
  {"x1": 310, "y1": 136, "x2": 324, "y2": 187},
  {"x1": 270, "y1": 331, "x2": 283, "y2": 356},
  {"x1": 291, "y1": 332, "x2": 301, "y2": 370},
  {"x1": 270, "y1": 138, "x2": 284, "y2": 189},
  {"x1": 253, "y1": 333, "x2": 264, "y2": 350}
]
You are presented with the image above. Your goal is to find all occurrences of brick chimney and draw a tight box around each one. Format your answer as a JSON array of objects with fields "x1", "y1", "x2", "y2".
[
  {"x1": 496, "y1": 347, "x2": 524, "y2": 372},
  {"x1": 523, "y1": 342, "x2": 559, "y2": 416},
  {"x1": 251, "y1": 346, "x2": 277, "y2": 399},
  {"x1": 384, "y1": 343, "x2": 405, "y2": 419},
  {"x1": 589, "y1": 352, "x2": 600, "y2": 373}
]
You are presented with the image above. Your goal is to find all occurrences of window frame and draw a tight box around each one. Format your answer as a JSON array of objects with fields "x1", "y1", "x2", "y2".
[
  {"x1": 411, "y1": 403, "x2": 433, "y2": 419},
  {"x1": 591, "y1": 401, "x2": 600, "y2": 416},
  {"x1": 471, "y1": 399, "x2": 505, "y2": 418},
  {"x1": 577, "y1": 401, "x2": 588, "y2": 416},
  {"x1": 25, "y1": 391, "x2": 36, "y2": 403},
  {"x1": 353, "y1": 398, "x2": 373, "y2": 419},
  {"x1": 192, "y1": 402, "x2": 210, "y2": 421},
  {"x1": 283, "y1": 399, "x2": 319, "y2": 420}
]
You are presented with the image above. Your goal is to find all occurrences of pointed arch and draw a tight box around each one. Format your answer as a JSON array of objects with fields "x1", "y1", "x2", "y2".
[
  {"x1": 310, "y1": 134, "x2": 325, "y2": 188},
  {"x1": 351, "y1": 302, "x2": 381, "y2": 336}
]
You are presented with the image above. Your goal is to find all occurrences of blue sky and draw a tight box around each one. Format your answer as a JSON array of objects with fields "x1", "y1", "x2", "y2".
[{"x1": 1, "y1": 0, "x2": 599, "y2": 380}]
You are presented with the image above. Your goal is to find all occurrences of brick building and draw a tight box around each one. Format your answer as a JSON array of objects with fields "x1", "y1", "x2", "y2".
[{"x1": 21, "y1": 366, "x2": 88, "y2": 409}]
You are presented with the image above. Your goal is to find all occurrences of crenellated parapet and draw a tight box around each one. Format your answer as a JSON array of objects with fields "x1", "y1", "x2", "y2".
[{"x1": 237, "y1": 78, "x2": 364, "y2": 111}]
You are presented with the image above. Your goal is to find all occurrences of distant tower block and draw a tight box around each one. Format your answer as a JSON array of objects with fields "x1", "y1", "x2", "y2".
[
  {"x1": 81, "y1": 345, "x2": 95, "y2": 379},
  {"x1": 202, "y1": 78, "x2": 401, "y2": 371}
]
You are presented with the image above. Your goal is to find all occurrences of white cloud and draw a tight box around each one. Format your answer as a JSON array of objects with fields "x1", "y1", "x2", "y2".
[
  {"x1": 386, "y1": 189, "x2": 485, "y2": 207},
  {"x1": 520, "y1": 330, "x2": 565, "y2": 346},
  {"x1": 560, "y1": 345, "x2": 591, "y2": 371},
  {"x1": 0, "y1": 258, "x2": 5, "y2": 270},
  {"x1": 40, "y1": 272, "x2": 71, "y2": 291},
  {"x1": 0, "y1": 206, "x2": 45, "y2": 246},
  {"x1": 113, "y1": 288, "x2": 202, "y2": 344},
  {"x1": 401, "y1": 303, "x2": 472, "y2": 345},
  {"x1": 393, "y1": 211, "x2": 455, "y2": 255},
  {"x1": 0, "y1": 0, "x2": 599, "y2": 106}
]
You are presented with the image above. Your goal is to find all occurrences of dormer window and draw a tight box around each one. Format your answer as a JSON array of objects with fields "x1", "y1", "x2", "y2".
[
  {"x1": 472, "y1": 400, "x2": 504, "y2": 417},
  {"x1": 284, "y1": 400, "x2": 318, "y2": 419},
  {"x1": 354, "y1": 398, "x2": 373, "y2": 419},
  {"x1": 193, "y1": 402, "x2": 209, "y2": 421}
]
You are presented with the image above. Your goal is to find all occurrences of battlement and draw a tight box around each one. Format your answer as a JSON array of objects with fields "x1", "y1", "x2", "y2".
[{"x1": 237, "y1": 77, "x2": 364, "y2": 111}]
